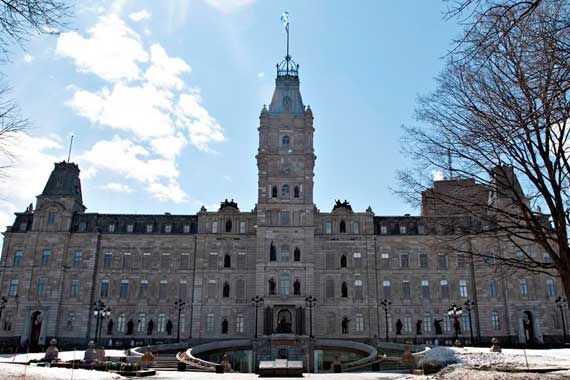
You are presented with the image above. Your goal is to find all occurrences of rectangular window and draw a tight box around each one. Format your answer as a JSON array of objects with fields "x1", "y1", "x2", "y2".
[
  {"x1": 239, "y1": 221, "x2": 246, "y2": 234},
  {"x1": 402, "y1": 281, "x2": 411, "y2": 300},
  {"x1": 137, "y1": 313, "x2": 146, "y2": 333},
  {"x1": 159, "y1": 280, "x2": 168, "y2": 299},
  {"x1": 381, "y1": 253, "x2": 390, "y2": 268},
  {"x1": 324, "y1": 221, "x2": 332, "y2": 234},
  {"x1": 180, "y1": 253, "x2": 189, "y2": 269},
  {"x1": 139, "y1": 280, "x2": 148, "y2": 298},
  {"x1": 126, "y1": 224, "x2": 134, "y2": 233},
  {"x1": 380, "y1": 225, "x2": 388, "y2": 234},
  {"x1": 419, "y1": 254, "x2": 428, "y2": 268},
  {"x1": 179, "y1": 280, "x2": 187, "y2": 300},
  {"x1": 161, "y1": 253, "x2": 170, "y2": 270},
  {"x1": 423, "y1": 316, "x2": 432, "y2": 332},
  {"x1": 206, "y1": 314, "x2": 215, "y2": 333},
  {"x1": 164, "y1": 224, "x2": 172, "y2": 233},
  {"x1": 78, "y1": 222, "x2": 86, "y2": 232},
  {"x1": 461, "y1": 315, "x2": 469, "y2": 331},
  {"x1": 207, "y1": 280, "x2": 217, "y2": 299},
  {"x1": 100, "y1": 280, "x2": 109, "y2": 298},
  {"x1": 118, "y1": 315, "x2": 126, "y2": 333},
  {"x1": 459, "y1": 280, "x2": 468, "y2": 298},
  {"x1": 108, "y1": 224, "x2": 115, "y2": 233},
  {"x1": 103, "y1": 252, "x2": 112, "y2": 269},
  {"x1": 383, "y1": 280, "x2": 391, "y2": 298},
  {"x1": 352, "y1": 221, "x2": 360, "y2": 234},
  {"x1": 183, "y1": 224, "x2": 190, "y2": 233},
  {"x1": 122, "y1": 252, "x2": 131, "y2": 270},
  {"x1": 146, "y1": 223, "x2": 153, "y2": 233},
  {"x1": 403, "y1": 317, "x2": 412, "y2": 333},
  {"x1": 36, "y1": 278, "x2": 46, "y2": 297},
  {"x1": 353, "y1": 252, "x2": 362, "y2": 268},
  {"x1": 158, "y1": 314, "x2": 166, "y2": 333},
  {"x1": 208, "y1": 252, "x2": 218, "y2": 269},
  {"x1": 211, "y1": 222, "x2": 218, "y2": 233},
  {"x1": 237, "y1": 252, "x2": 246, "y2": 269},
  {"x1": 543, "y1": 253, "x2": 552, "y2": 264},
  {"x1": 440, "y1": 280, "x2": 449, "y2": 299},
  {"x1": 355, "y1": 280, "x2": 364, "y2": 300},
  {"x1": 326, "y1": 279, "x2": 335, "y2": 299},
  {"x1": 421, "y1": 280, "x2": 430, "y2": 299},
  {"x1": 73, "y1": 251, "x2": 82, "y2": 268},
  {"x1": 41, "y1": 249, "x2": 51, "y2": 266},
  {"x1": 48, "y1": 212, "x2": 56, "y2": 224},
  {"x1": 180, "y1": 313, "x2": 186, "y2": 333},
  {"x1": 491, "y1": 311, "x2": 501, "y2": 330},
  {"x1": 400, "y1": 254, "x2": 409, "y2": 268},
  {"x1": 457, "y1": 254, "x2": 466, "y2": 269},
  {"x1": 443, "y1": 316, "x2": 452, "y2": 332},
  {"x1": 355, "y1": 314, "x2": 364, "y2": 332},
  {"x1": 120, "y1": 280, "x2": 129, "y2": 298},
  {"x1": 520, "y1": 279, "x2": 528, "y2": 296},
  {"x1": 546, "y1": 279, "x2": 556, "y2": 297},
  {"x1": 399, "y1": 225, "x2": 407, "y2": 234},
  {"x1": 236, "y1": 314, "x2": 244, "y2": 333},
  {"x1": 70, "y1": 279, "x2": 80, "y2": 297},
  {"x1": 20, "y1": 222, "x2": 27, "y2": 232},
  {"x1": 438, "y1": 254, "x2": 448, "y2": 269},
  {"x1": 279, "y1": 211, "x2": 290, "y2": 226},
  {"x1": 143, "y1": 252, "x2": 151, "y2": 269},
  {"x1": 13, "y1": 251, "x2": 23, "y2": 267},
  {"x1": 488, "y1": 280, "x2": 497, "y2": 298}
]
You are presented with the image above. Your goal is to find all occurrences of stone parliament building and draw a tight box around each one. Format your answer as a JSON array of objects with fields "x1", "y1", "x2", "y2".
[{"x1": 0, "y1": 49, "x2": 566, "y2": 352}]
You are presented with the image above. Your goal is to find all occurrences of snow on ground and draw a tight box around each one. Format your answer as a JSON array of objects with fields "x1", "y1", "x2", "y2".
[
  {"x1": 0, "y1": 349, "x2": 126, "y2": 363},
  {"x1": 452, "y1": 347, "x2": 570, "y2": 369},
  {"x1": 151, "y1": 373, "x2": 420, "y2": 380},
  {"x1": 0, "y1": 362, "x2": 121, "y2": 380}
]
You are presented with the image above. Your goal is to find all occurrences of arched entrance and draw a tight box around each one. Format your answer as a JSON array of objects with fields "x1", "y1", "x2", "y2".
[
  {"x1": 30, "y1": 311, "x2": 42, "y2": 351},
  {"x1": 276, "y1": 309, "x2": 292, "y2": 334},
  {"x1": 523, "y1": 311, "x2": 535, "y2": 345}
]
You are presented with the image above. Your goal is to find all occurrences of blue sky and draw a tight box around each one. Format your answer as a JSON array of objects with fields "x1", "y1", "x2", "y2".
[{"x1": 0, "y1": 0, "x2": 462, "y2": 226}]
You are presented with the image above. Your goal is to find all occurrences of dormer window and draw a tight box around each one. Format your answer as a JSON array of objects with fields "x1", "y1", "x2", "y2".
[
  {"x1": 146, "y1": 224, "x2": 153, "y2": 233},
  {"x1": 126, "y1": 224, "x2": 134, "y2": 233},
  {"x1": 164, "y1": 224, "x2": 172, "y2": 233},
  {"x1": 282, "y1": 135, "x2": 290, "y2": 146},
  {"x1": 108, "y1": 224, "x2": 115, "y2": 233},
  {"x1": 380, "y1": 225, "x2": 388, "y2": 234},
  {"x1": 399, "y1": 225, "x2": 407, "y2": 234}
]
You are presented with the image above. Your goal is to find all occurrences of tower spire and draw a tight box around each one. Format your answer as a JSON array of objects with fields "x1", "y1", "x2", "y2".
[{"x1": 278, "y1": 11, "x2": 298, "y2": 77}]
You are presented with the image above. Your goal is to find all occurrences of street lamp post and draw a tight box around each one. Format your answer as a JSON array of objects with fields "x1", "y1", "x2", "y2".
[
  {"x1": 251, "y1": 296, "x2": 264, "y2": 339},
  {"x1": 448, "y1": 303, "x2": 463, "y2": 342},
  {"x1": 464, "y1": 299, "x2": 476, "y2": 345},
  {"x1": 555, "y1": 297, "x2": 568, "y2": 344},
  {"x1": 381, "y1": 299, "x2": 391, "y2": 341},
  {"x1": 305, "y1": 296, "x2": 316, "y2": 338},
  {"x1": 93, "y1": 300, "x2": 111, "y2": 345},
  {"x1": 175, "y1": 299, "x2": 186, "y2": 343}
]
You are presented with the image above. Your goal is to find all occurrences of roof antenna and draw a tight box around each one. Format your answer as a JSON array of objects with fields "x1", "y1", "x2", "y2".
[{"x1": 67, "y1": 135, "x2": 74, "y2": 163}]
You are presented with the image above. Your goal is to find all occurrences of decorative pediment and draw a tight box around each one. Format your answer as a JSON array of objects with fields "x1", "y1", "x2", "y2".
[
  {"x1": 332, "y1": 199, "x2": 353, "y2": 213},
  {"x1": 219, "y1": 199, "x2": 239, "y2": 212}
]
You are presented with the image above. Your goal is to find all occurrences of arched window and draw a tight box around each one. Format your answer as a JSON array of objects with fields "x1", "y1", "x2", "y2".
[
  {"x1": 294, "y1": 186, "x2": 300, "y2": 198},
  {"x1": 340, "y1": 255, "x2": 347, "y2": 268},
  {"x1": 293, "y1": 279, "x2": 301, "y2": 295},
  {"x1": 224, "y1": 254, "x2": 231, "y2": 268},
  {"x1": 280, "y1": 245, "x2": 289, "y2": 262},
  {"x1": 223, "y1": 282, "x2": 230, "y2": 297},
  {"x1": 294, "y1": 247, "x2": 301, "y2": 262},
  {"x1": 341, "y1": 282, "x2": 348, "y2": 298},
  {"x1": 225, "y1": 219, "x2": 232, "y2": 233},
  {"x1": 221, "y1": 318, "x2": 229, "y2": 334},
  {"x1": 340, "y1": 220, "x2": 346, "y2": 233},
  {"x1": 281, "y1": 184, "x2": 290, "y2": 197},
  {"x1": 272, "y1": 186, "x2": 278, "y2": 198},
  {"x1": 268, "y1": 278, "x2": 276, "y2": 295},
  {"x1": 282, "y1": 135, "x2": 290, "y2": 146},
  {"x1": 280, "y1": 272, "x2": 290, "y2": 295},
  {"x1": 269, "y1": 242, "x2": 277, "y2": 261}
]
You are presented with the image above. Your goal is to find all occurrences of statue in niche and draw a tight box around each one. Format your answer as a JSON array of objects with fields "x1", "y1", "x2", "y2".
[
  {"x1": 434, "y1": 319, "x2": 443, "y2": 335},
  {"x1": 395, "y1": 319, "x2": 403, "y2": 335}
]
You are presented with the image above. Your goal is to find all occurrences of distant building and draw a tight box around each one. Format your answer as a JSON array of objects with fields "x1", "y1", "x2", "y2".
[{"x1": 0, "y1": 47, "x2": 565, "y2": 351}]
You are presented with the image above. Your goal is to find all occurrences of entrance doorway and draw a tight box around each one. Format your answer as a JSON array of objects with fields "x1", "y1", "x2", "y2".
[
  {"x1": 276, "y1": 309, "x2": 292, "y2": 334},
  {"x1": 30, "y1": 311, "x2": 42, "y2": 351},
  {"x1": 523, "y1": 311, "x2": 535, "y2": 345}
]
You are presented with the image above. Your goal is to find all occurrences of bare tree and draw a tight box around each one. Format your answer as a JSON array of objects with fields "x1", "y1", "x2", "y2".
[
  {"x1": 400, "y1": 1, "x2": 570, "y2": 303},
  {"x1": 0, "y1": 1, "x2": 70, "y2": 178}
]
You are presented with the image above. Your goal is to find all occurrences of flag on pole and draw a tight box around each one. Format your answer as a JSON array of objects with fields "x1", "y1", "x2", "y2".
[{"x1": 281, "y1": 11, "x2": 289, "y2": 29}]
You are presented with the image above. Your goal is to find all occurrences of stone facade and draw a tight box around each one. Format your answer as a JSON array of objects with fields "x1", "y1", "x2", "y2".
[{"x1": 0, "y1": 55, "x2": 566, "y2": 351}]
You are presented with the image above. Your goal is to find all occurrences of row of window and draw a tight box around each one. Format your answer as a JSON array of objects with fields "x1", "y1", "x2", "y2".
[
  {"x1": 102, "y1": 252, "x2": 193, "y2": 270},
  {"x1": 268, "y1": 244, "x2": 301, "y2": 262},
  {"x1": 210, "y1": 220, "x2": 248, "y2": 234},
  {"x1": 99, "y1": 279, "x2": 189, "y2": 300},
  {"x1": 323, "y1": 220, "x2": 360, "y2": 234},
  {"x1": 378, "y1": 253, "x2": 465, "y2": 270},
  {"x1": 104, "y1": 223, "x2": 195, "y2": 234},
  {"x1": 271, "y1": 185, "x2": 302, "y2": 199}
]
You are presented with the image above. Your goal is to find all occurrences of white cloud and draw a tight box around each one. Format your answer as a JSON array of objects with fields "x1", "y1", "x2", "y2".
[
  {"x1": 100, "y1": 182, "x2": 133, "y2": 193},
  {"x1": 203, "y1": 0, "x2": 255, "y2": 13},
  {"x1": 59, "y1": 14, "x2": 224, "y2": 203},
  {"x1": 23, "y1": 54, "x2": 33, "y2": 63},
  {"x1": 129, "y1": 9, "x2": 151, "y2": 22},
  {"x1": 56, "y1": 14, "x2": 148, "y2": 82},
  {"x1": 257, "y1": 72, "x2": 264, "y2": 79},
  {"x1": 432, "y1": 170, "x2": 445, "y2": 181}
]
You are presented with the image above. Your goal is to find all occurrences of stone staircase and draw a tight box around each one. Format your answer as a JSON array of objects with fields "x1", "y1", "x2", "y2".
[{"x1": 151, "y1": 353, "x2": 180, "y2": 371}]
